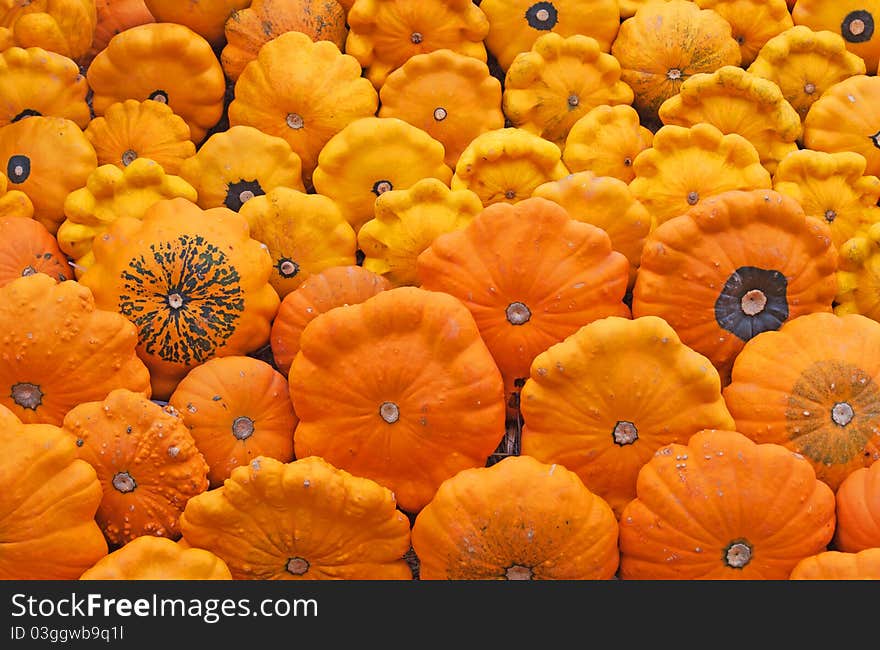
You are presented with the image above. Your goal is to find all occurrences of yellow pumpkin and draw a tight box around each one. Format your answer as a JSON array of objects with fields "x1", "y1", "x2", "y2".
[
  {"x1": 658, "y1": 65, "x2": 803, "y2": 175},
  {"x1": 143, "y1": 0, "x2": 249, "y2": 48},
  {"x1": 0, "y1": 46, "x2": 89, "y2": 128},
  {"x1": 502, "y1": 32, "x2": 633, "y2": 147},
  {"x1": 238, "y1": 187, "x2": 357, "y2": 299},
  {"x1": 747, "y1": 26, "x2": 867, "y2": 122},
  {"x1": 773, "y1": 149, "x2": 880, "y2": 249},
  {"x1": 611, "y1": 0, "x2": 742, "y2": 127},
  {"x1": 0, "y1": 115, "x2": 96, "y2": 234},
  {"x1": 629, "y1": 122, "x2": 773, "y2": 227},
  {"x1": 0, "y1": 0, "x2": 97, "y2": 60},
  {"x1": 378, "y1": 48, "x2": 504, "y2": 169},
  {"x1": 80, "y1": 535, "x2": 232, "y2": 580},
  {"x1": 227, "y1": 30, "x2": 378, "y2": 189},
  {"x1": 562, "y1": 104, "x2": 654, "y2": 183},
  {"x1": 178, "y1": 125, "x2": 306, "y2": 212},
  {"x1": 345, "y1": 0, "x2": 489, "y2": 89},
  {"x1": 78, "y1": 197, "x2": 281, "y2": 400},
  {"x1": 57, "y1": 158, "x2": 197, "y2": 277},
  {"x1": 802, "y1": 75, "x2": 880, "y2": 177},
  {"x1": 792, "y1": 0, "x2": 880, "y2": 72},
  {"x1": 836, "y1": 222, "x2": 880, "y2": 322},
  {"x1": 694, "y1": 0, "x2": 793, "y2": 67},
  {"x1": 87, "y1": 22, "x2": 227, "y2": 145},
  {"x1": 452, "y1": 127, "x2": 570, "y2": 207},
  {"x1": 0, "y1": 169, "x2": 32, "y2": 219},
  {"x1": 311, "y1": 117, "x2": 453, "y2": 233},
  {"x1": 532, "y1": 171, "x2": 652, "y2": 289},
  {"x1": 480, "y1": 0, "x2": 620, "y2": 71},
  {"x1": 358, "y1": 177, "x2": 483, "y2": 287},
  {"x1": 84, "y1": 99, "x2": 196, "y2": 175}
]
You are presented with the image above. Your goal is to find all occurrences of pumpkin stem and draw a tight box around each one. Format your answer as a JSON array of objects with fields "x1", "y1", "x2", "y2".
[
  {"x1": 824, "y1": 209, "x2": 837, "y2": 223},
  {"x1": 112, "y1": 471, "x2": 137, "y2": 494},
  {"x1": 666, "y1": 67, "x2": 683, "y2": 81},
  {"x1": 506, "y1": 301, "x2": 532, "y2": 326},
  {"x1": 567, "y1": 94, "x2": 580, "y2": 108},
  {"x1": 740, "y1": 289, "x2": 767, "y2": 316},
  {"x1": 372, "y1": 180, "x2": 393, "y2": 196},
  {"x1": 121, "y1": 149, "x2": 138, "y2": 166},
  {"x1": 11, "y1": 382, "x2": 42, "y2": 410},
  {"x1": 803, "y1": 82, "x2": 816, "y2": 95},
  {"x1": 379, "y1": 401, "x2": 400, "y2": 424},
  {"x1": 686, "y1": 190, "x2": 699, "y2": 206},
  {"x1": 278, "y1": 258, "x2": 300, "y2": 278},
  {"x1": 232, "y1": 415, "x2": 255, "y2": 440},
  {"x1": 286, "y1": 113, "x2": 304, "y2": 130},
  {"x1": 724, "y1": 540, "x2": 752, "y2": 569},
  {"x1": 433, "y1": 107, "x2": 448, "y2": 121},
  {"x1": 410, "y1": 32, "x2": 423, "y2": 44},
  {"x1": 505, "y1": 564, "x2": 534, "y2": 580},
  {"x1": 612, "y1": 420, "x2": 639, "y2": 446},
  {"x1": 286, "y1": 557, "x2": 310, "y2": 576},
  {"x1": 167, "y1": 293, "x2": 184, "y2": 310},
  {"x1": 831, "y1": 401, "x2": 855, "y2": 427},
  {"x1": 20, "y1": 265, "x2": 36, "y2": 277}
]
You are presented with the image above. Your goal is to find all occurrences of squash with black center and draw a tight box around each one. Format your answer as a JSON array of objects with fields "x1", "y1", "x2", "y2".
[{"x1": 792, "y1": 0, "x2": 880, "y2": 72}]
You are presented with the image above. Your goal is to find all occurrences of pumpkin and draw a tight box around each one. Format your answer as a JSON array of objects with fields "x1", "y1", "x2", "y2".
[
  {"x1": 84, "y1": 99, "x2": 196, "y2": 175},
  {"x1": 772, "y1": 149, "x2": 880, "y2": 249},
  {"x1": 57, "y1": 158, "x2": 198, "y2": 277},
  {"x1": 0, "y1": 273, "x2": 151, "y2": 425},
  {"x1": 270, "y1": 265, "x2": 392, "y2": 376},
  {"x1": 288, "y1": 286, "x2": 507, "y2": 513},
  {"x1": 611, "y1": 0, "x2": 742, "y2": 127},
  {"x1": 0, "y1": 170, "x2": 32, "y2": 219},
  {"x1": 0, "y1": 46, "x2": 89, "y2": 128},
  {"x1": 78, "y1": 197, "x2": 281, "y2": 400},
  {"x1": 836, "y1": 223, "x2": 880, "y2": 322},
  {"x1": 0, "y1": 0, "x2": 97, "y2": 60},
  {"x1": 629, "y1": 122, "x2": 773, "y2": 227},
  {"x1": 631, "y1": 189, "x2": 838, "y2": 384},
  {"x1": 238, "y1": 187, "x2": 358, "y2": 299},
  {"x1": 168, "y1": 356, "x2": 298, "y2": 488},
  {"x1": 0, "y1": 404, "x2": 107, "y2": 579},
  {"x1": 412, "y1": 454, "x2": 619, "y2": 580},
  {"x1": 562, "y1": 104, "x2": 654, "y2": 183},
  {"x1": 417, "y1": 196, "x2": 631, "y2": 400},
  {"x1": 87, "y1": 22, "x2": 227, "y2": 145},
  {"x1": 747, "y1": 26, "x2": 867, "y2": 122},
  {"x1": 179, "y1": 455, "x2": 413, "y2": 579},
  {"x1": 227, "y1": 30, "x2": 379, "y2": 189},
  {"x1": 0, "y1": 115, "x2": 96, "y2": 235},
  {"x1": 80, "y1": 535, "x2": 232, "y2": 580},
  {"x1": 531, "y1": 171, "x2": 652, "y2": 289},
  {"x1": 520, "y1": 315, "x2": 735, "y2": 518},
  {"x1": 658, "y1": 66, "x2": 803, "y2": 175},
  {"x1": 61, "y1": 388, "x2": 210, "y2": 548},
  {"x1": 480, "y1": 0, "x2": 620, "y2": 72},
  {"x1": 451, "y1": 127, "x2": 570, "y2": 207},
  {"x1": 179, "y1": 125, "x2": 305, "y2": 212},
  {"x1": 502, "y1": 33, "x2": 634, "y2": 147},
  {"x1": 79, "y1": 0, "x2": 155, "y2": 68},
  {"x1": 789, "y1": 548, "x2": 880, "y2": 580},
  {"x1": 344, "y1": 0, "x2": 489, "y2": 89},
  {"x1": 694, "y1": 0, "x2": 793, "y2": 68},
  {"x1": 143, "y1": 0, "x2": 249, "y2": 48},
  {"x1": 358, "y1": 177, "x2": 483, "y2": 287},
  {"x1": 802, "y1": 74, "x2": 880, "y2": 177},
  {"x1": 311, "y1": 117, "x2": 453, "y2": 233},
  {"x1": 618, "y1": 429, "x2": 837, "y2": 579},
  {"x1": 723, "y1": 312, "x2": 880, "y2": 492},
  {"x1": 221, "y1": 0, "x2": 347, "y2": 83},
  {"x1": 792, "y1": 0, "x2": 880, "y2": 72},
  {"x1": 0, "y1": 216, "x2": 70, "y2": 287},
  {"x1": 833, "y1": 459, "x2": 880, "y2": 552},
  {"x1": 377, "y1": 49, "x2": 505, "y2": 169}
]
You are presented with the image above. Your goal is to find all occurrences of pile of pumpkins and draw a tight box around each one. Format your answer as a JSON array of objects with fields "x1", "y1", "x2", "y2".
[{"x1": 2, "y1": 0, "x2": 880, "y2": 581}]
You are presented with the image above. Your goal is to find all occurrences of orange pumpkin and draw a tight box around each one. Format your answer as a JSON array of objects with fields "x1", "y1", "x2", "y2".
[
  {"x1": 792, "y1": 0, "x2": 880, "y2": 72},
  {"x1": 61, "y1": 387, "x2": 210, "y2": 548},
  {"x1": 833, "y1": 459, "x2": 880, "y2": 552},
  {"x1": 221, "y1": 0, "x2": 348, "y2": 83},
  {"x1": 417, "y1": 196, "x2": 631, "y2": 400},
  {"x1": 0, "y1": 216, "x2": 70, "y2": 287},
  {"x1": 0, "y1": 404, "x2": 108, "y2": 579},
  {"x1": 632, "y1": 189, "x2": 838, "y2": 384},
  {"x1": 723, "y1": 312, "x2": 880, "y2": 492},
  {"x1": 520, "y1": 315, "x2": 735, "y2": 518},
  {"x1": 288, "y1": 286, "x2": 507, "y2": 513},
  {"x1": 789, "y1": 548, "x2": 880, "y2": 580},
  {"x1": 0, "y1": 273, "x2": 151, "y2": 425},
  {"x1": 618, "y1": 429, "x2": 837, "y2": 579},
  {"x1": 412, "y1": 455, "x2": 620, "y2": 580},
  {"x1": 80, "y1": 0, "x2": 156, "y2": 68},
  {"x1": 694, "y1": 0, "x2": 793, "y2": 68},
  {"x1": 179, "y1": 455, "x2": 413, "y2": 579},
  {"x1": 269, "y1": 265, "x2": 392, "y2": 376},
  {"x1": 143, "y1": 0, "x2": 249, "y2": 48},
  {"x1": 79, "y1": 535, "x2": 232, "y2": 580},
  {"x1": 168, "y1": 356, "x2": 298, "y2": 488}
]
